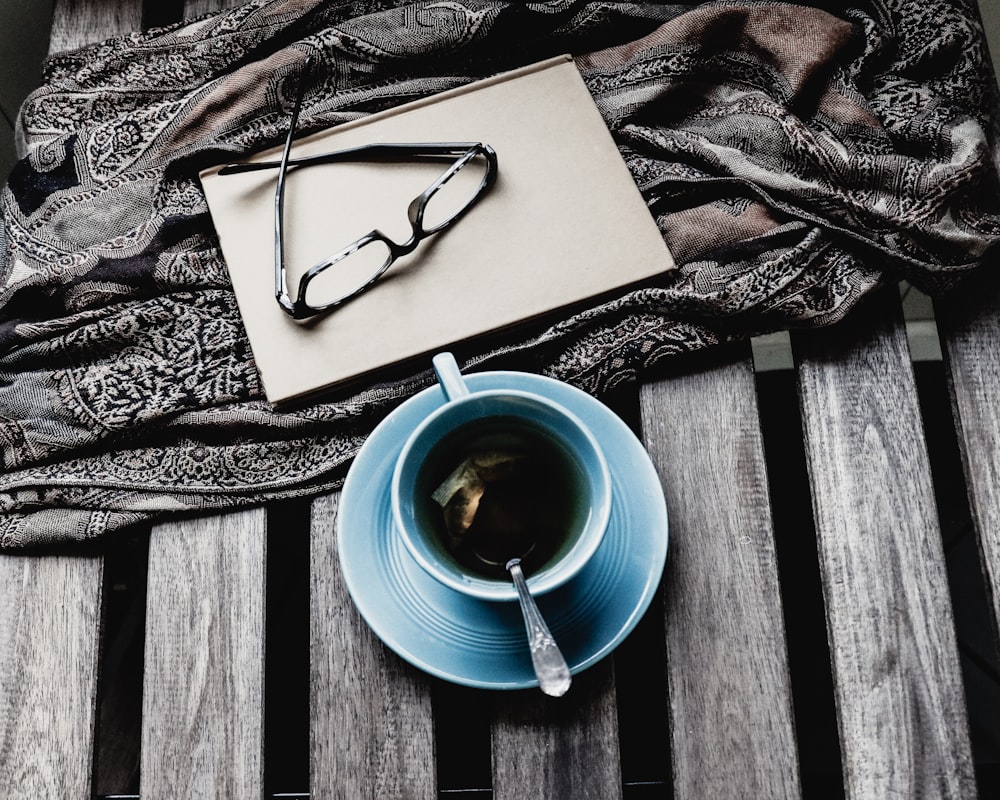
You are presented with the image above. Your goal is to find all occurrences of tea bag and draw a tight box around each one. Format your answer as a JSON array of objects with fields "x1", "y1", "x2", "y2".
[{"x1": 432, "y1": 450, "x2": 535, "y2": 554}]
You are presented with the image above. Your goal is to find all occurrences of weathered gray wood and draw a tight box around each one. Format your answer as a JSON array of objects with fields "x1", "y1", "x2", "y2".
[
  {"x1": 639, "y1": 348, "x2": 802, "y2": 799},
  {"x1": 48, "y1": 0, "x2": 143, "y2": 56},
  {"x1": 310, "y1": 490, "x2": 437, "y2": 800},
  {"x1": 0, "y1": 3, "x2": 142, "y2": 797},
  {"x1": 492, "y1": 662, "x2": 622, "y2": 800},
  {"x1": 936, "y1": 269, "x2": 1000, "y2": 642},
  {"x1": 140, "y1": 509, "x2": 267, "y2": 800},
  {"x1": 792, "y1": 290, "x2": 976, "y2": 799},
  {"x1": 0, "y1": 554, "x2": 104, "y2": 799}
]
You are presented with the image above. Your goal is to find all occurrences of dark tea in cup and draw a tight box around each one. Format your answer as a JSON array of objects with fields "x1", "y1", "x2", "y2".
[{"x1": 414, "y1": 416, "x2": 589, "y2": 579}]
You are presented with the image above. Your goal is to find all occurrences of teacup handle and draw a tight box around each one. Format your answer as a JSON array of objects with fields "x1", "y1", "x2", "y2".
[{"x1": 432, "y1": 352, "x2": 471, "y2": 401}]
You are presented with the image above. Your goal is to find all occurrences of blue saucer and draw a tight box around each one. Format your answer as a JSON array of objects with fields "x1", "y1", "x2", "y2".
[{"x1": 337, "y1": 370, "x2": 669, "y2": 690}]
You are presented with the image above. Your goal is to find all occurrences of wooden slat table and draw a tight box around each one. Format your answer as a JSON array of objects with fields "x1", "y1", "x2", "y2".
[{"x1": 1, "y1": 2, "x2": 998, "y2": 799}]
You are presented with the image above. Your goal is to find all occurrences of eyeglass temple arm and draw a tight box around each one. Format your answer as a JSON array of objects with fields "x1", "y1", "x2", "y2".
[
  {"x1": 272, "y1": 59, "x2": 308, "y2": 316},
  {"x1": 219, "y1": 142, "x2": 492, "y2": 175}
]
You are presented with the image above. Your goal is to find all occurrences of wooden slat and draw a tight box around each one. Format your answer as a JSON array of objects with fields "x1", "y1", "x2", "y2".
[
  {"x1": 0, "y1": 2, "x2": 146, "y2": 796},
  {"x1": 639, "y1": 348, "x2": 802, "y2": 799},
  {"x1": 48, "y1": 0, "x2": 143, "y2": 56},
  {"x1": 0, "y1": 554, "x2": 104, "y2": 799},
  {"x1": 309, "y1": 491, "x2": 437, "y2": 799},
  {"x1": 140, "y1": 510, "x2": 267, "y2": 799},
  {"x1": 792, "y1": 290, "x2": 976, "y2": 798},
  {"x1": 936, "y1": 269, "x2": 1000, "y2": 639},
  {"x1": 492, "y1": 664, "x2": 621, "y2": 800},
  {"x1": 135, "y1": 9, "x2": 270, "y2": 800}
]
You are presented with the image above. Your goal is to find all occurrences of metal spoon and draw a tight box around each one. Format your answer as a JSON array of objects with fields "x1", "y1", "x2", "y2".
[
  {"x1": 505, "y1": 557, "x2": 572, "y2": 697},
  {"x1": 472, "y1": 543, "x2": 572, "y2": 697}
]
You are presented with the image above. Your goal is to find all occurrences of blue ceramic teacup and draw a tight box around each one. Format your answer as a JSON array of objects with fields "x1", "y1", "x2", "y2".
[{"x1": 392, "y1": 352, "x2": 611, "y2": 602}]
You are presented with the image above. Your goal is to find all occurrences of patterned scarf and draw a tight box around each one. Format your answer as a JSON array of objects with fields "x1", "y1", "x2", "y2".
[{"x1": 2, "y1": 0, "x2": 998, "y2": 548}]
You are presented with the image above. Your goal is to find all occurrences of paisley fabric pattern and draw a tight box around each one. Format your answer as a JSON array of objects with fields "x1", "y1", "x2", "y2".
[{"x1": 1, "y1": 0, "x2": 998, "y2": 548}]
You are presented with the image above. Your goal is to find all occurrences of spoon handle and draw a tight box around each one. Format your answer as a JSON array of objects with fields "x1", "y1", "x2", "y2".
[{"x1": 507, "y1": 559, "x2": 572, "y2": 697}]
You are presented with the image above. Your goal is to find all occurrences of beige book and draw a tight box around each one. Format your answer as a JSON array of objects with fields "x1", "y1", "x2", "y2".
[{"x1": 200, "y1": 55, "x2": 674, "y2": 407}]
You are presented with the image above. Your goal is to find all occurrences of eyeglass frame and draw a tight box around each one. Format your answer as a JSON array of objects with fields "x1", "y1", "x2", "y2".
[{"x1": 219, "y1": 59, "x2": 499, "y2": 321}]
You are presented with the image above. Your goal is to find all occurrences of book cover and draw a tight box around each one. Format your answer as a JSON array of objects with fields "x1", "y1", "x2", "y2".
[{"x1": 200, "y1": 55, "x2": 674, "y2": 406}]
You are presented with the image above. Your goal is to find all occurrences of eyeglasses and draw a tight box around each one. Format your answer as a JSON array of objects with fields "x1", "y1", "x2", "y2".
[{"x1": 219, "y1": 58, "x2": 498, "y2": 320}]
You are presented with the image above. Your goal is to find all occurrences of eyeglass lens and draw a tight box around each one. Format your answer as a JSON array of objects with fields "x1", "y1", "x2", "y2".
[
  {"x1": 302, "y1": 237, "x2": 393, "y2": 310},
  {"x1": 417, "y1": 149, "x2": 492, "y2": 232}
]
